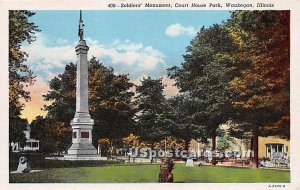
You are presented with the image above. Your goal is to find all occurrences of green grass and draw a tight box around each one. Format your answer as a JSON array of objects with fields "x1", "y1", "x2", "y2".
[
  {"x1": 10, "y1": 164, "x2": 290, "y2": 183},
  {"x1": 173, "y1": 165, "x2": 290, "y2": 183}
]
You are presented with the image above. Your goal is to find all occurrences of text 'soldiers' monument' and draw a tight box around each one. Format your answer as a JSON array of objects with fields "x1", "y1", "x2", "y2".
[{"x1": 66, "y1": 10, "x2": 98, "y2": 157}]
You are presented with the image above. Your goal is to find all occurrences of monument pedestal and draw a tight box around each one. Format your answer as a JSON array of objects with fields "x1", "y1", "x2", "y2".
[{"x1": 66, "y1": 112, "x2": 99, "y2": 158}]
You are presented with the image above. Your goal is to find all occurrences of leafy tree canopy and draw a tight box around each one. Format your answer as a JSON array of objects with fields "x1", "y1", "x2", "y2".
[{"x1": 9, "y1": 10, "x2": 40, "y2": 143}]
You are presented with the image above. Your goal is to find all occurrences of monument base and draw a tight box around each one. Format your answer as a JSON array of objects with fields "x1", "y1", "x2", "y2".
[
  {"x1": 67, "y1": 142, "x2": 97, "y2": 155},
  {"x1": 62, "y1": 154, "x2": 107, "y2": 160},
  {"x1": 53, "y1": 142, "x2": 108, "y2": 160},
  {"x1": 46, "y1": 155, "x2": 107, "y2": 161}
]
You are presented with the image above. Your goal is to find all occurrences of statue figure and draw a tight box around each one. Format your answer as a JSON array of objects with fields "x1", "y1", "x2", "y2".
[{"x1": 78, "y1": 10, "x2": 84, "y2": 40}]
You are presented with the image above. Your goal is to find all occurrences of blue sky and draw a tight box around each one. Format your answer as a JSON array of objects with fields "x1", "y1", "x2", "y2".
[
  {"x1": 27, "y1": 10, "x2": 230, "y2": 80},
  {"x1": 21, "y1": 10, "x2": 231, "y2": 121}
]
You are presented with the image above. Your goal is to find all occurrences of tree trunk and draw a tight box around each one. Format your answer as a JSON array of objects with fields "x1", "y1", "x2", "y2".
[
  {"x1": 251, "y1": 131, "x2": 259, "y2": 168},
  {"x1": 150, "y1": 143, "x2": 155, "y2": 163},
  {"x1": 212, "y1": 130, "x2": 216, "y2": 166}
]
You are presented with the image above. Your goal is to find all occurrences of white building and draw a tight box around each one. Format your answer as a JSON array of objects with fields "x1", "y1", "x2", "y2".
[{"x1": 10, "y1": 125, "x2": 39, "y2": 152}]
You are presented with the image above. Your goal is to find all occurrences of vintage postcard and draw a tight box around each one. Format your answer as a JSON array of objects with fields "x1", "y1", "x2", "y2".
[{"x1": 0, "y1": 0, "x2": 299, "y2": 190}]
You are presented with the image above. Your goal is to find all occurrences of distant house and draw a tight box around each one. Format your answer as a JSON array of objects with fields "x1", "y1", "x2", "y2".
[
  {"x1": 10, "y1": 125, "x2": 39, "y2": 152},
  {"x1": 189, "y1": 124, "x2": 290, "y2": 160},
  {"x1": 259, "y1": 136, "x2": 289, "y2": 160}
]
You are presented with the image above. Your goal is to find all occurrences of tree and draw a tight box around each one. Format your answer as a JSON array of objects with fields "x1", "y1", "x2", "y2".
[
  {"x1": 122, "y1": 134, "x2": 140, "y2": 148},
  {"x1": 30, "y1": 116, "x2": 49, "y2": 152},
  {"x1": 217, "y1": 136, "x2": 231, "y2": 154},
  {"x1": 42, "y1": 63, "x2": 76, "y2": 152},
  {"x1": 98, "y1": 138, "x2": 110, "y2": 157},
  {"x1": 31, "y1": 115, "x2": 69, "y2": 153},
  {"x1": 227, "y1": 11, "x2": 290, "y2": 167},
  {"x1": 43, "y1": 58, "x2": 135, "y2": 152},
  {"x1": 168, "y1": 95, "x2": 207, "y2": 151},
  {"x1": 168, "y1": 11, "x2": 290, "y2": 167},
  {"x1": 9, "y1": 116, "x2": 27, "y2": 148},
  {"x1": 135, "y1": 77, "x2": 170, "y2": 152},
  {"x1": 88, "y1": 57, "x2": 135, "y2": 147},
  {"x1": 155, "y1": 136, "x2": 185, "y2": 151},
  {"x1": 9, "y1": 10, "x2": 40, "y2": 144},
  {"x1": 168, "y1": 24, "x2": 237, "y2": 165},
  {"x1": 228, "y1": 10, "x2": 290, "y2": 138}
]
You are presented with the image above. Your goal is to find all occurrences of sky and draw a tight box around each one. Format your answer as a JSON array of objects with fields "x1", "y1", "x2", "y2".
[{"x1": 20, "y1": 10, "x2": 231, "y2": 122}]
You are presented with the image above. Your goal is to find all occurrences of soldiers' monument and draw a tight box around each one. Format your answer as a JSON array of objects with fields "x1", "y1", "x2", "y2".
[{"x1": 64, "y1": 11, "x2": 102, "y2": 159}]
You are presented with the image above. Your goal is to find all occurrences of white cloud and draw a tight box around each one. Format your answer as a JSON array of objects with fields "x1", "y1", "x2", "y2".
[
  {"x1": 22, "y1": 33, "x2": 76, "y2": 69},
  {"x1": 55, "y1": 38, "x2": 69, "y2": 46},
  {"x1": 165, "y1": 23, "x2": 197, "y2": 37},
  {"x1": 89, "y1": 39, "x2": 165, "y2": 71},
  {"x1": 22, "y1": 33, "x2": 166, "y2": 83}
]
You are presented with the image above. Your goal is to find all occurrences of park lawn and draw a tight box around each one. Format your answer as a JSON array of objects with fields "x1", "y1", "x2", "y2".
[
  {"x1": 10, "y1": 164, "x2": 290, "y2": 183},
  {"x1": 173, "y1": 165, "x2": 290, "y2": 183}
]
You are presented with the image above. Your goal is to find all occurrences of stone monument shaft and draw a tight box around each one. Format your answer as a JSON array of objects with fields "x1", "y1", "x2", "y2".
[
  {"x1": 67, "y1": 10, "x2": 97, "y2": 156},
  {"x1": 75, "y1": 39, "x2": 89, "y2": 113}
]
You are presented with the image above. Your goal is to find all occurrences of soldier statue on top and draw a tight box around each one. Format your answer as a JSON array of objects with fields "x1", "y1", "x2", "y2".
[{"x1": 78, "y1": 10, "x2": 84, "y2": 40}]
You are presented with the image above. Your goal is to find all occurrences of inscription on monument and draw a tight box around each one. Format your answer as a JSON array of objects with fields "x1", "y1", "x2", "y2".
[{"x1": 81, "y1": 132, "x2": 89, "y2": 138}]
